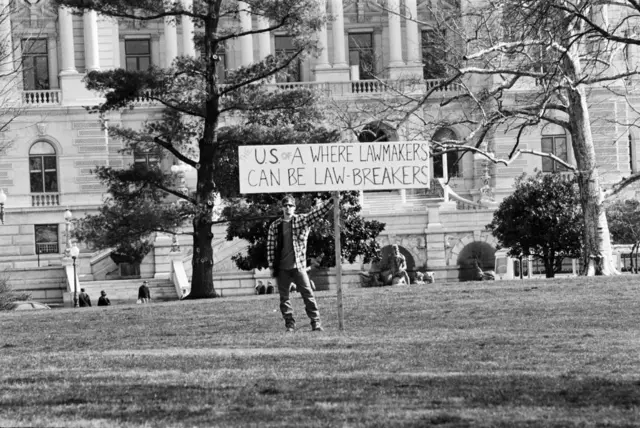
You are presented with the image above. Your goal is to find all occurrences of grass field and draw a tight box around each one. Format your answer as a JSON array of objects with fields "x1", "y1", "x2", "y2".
[{"x1": 2, "y1": 276, "x2": 640, "y2": 427}]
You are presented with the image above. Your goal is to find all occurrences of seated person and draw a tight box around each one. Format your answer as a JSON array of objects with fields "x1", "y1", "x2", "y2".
[{"x1": 381, "y1": 245, "x2": 410, "y2": 286}]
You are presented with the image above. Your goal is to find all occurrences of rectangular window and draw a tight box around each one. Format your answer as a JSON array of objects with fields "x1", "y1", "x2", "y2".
[
  {"x1": 422, "y1": 30, "x2": 447, "y2": 79},
  {"x1": 541, "y1": 136, "x2": 568, "y2": 172},
  {"x1": 125, "y1": 39, "x2": 151, "y2": 71},
  {"x1": 29, "y1": 155, "x2": 58, "y2": 192},
  {"x1": 348, "y1": 33, "x2": 375, "y2": 80},
  {"x1": 274, "y1": 36, "x2": 301, "y2": 83},
  {"x1": 22, "y1": 38, "x2": 50, "y2": 90},
  {"x1": 34, "y1": 224, "x2": 59, "y2": 254},
  {"x1": 134, "y1": 148, "x2": 160, "y2": 168}
]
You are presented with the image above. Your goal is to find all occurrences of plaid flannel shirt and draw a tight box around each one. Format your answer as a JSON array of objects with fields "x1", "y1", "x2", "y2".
[{"x1": 267, "y1": 200, "x2": 333, "y2": 271}]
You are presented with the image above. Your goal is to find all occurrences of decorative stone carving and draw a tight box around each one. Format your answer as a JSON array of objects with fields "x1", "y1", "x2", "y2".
[{"x1": 35, "y1": 122, "x2": 47, "y2": 136}]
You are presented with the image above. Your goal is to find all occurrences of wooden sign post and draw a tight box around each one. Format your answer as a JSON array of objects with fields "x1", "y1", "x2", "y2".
[{"x1": 333, "y1": 191, "x2": 344, "y2": 331}]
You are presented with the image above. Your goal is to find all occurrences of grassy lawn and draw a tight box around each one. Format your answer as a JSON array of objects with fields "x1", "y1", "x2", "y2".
[{"x1": 2, "y1": 276, "x2": 640, "y2": 427}]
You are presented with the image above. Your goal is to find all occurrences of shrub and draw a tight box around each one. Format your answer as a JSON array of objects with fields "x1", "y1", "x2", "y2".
[{"x1": 0, "y1": 272, "x2": 31, "y2": 311}]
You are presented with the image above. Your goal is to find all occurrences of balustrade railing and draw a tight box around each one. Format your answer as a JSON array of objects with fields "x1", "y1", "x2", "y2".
[
  {"x1": 22, "y1": 90, "x2": 62, "y2": 105},
  {"x1": 31, "y1": 193, "x2": 60, "y2": 207},
  {"x1": 269, "y1": 78, "x2": 461, "y2": 97},
  {"x1": 20, "y1": 79, "x2": 460, "y2": 107}
]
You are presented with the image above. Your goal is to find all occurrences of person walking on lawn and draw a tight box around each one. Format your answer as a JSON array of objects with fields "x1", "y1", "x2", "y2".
[{"x1": 267, "y1": 195, "x2": 333, "y2": 333}]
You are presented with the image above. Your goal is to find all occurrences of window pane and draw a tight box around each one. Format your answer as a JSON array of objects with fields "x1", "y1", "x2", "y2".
[
  {"x1": 555, "y1": 137, "x2": 568, "y2": 171},
  {"x1": 125, "y1": 57, "x2": 138, "y2": 71},
  {"x1": 30, "y1": 172, "x2": 43, "y2": 192},
  {"x1": 138, "y1": 57, "x2": 150, "y2": 70},
  {"x1": 29, "y1": 156, "x2": 42, "y2": 171},
  {"x1": 347, "y1": 34, "x2": 374, "y2": 79},
  {"x1": 125, "y1": 40, "x2": 150, "y2": 55},
  {"x1": 43, "y1": 156, "x2": 56, "y2": 170},
  {"x1": 555, "y1": 137, "x2": 568, "y2": 161},
  {"x1": 448, "y1": 153, "x2": 459, "y2": 177},
  {"x1": 44, "y1": 171, "x2": 58, "y2": 192},
  {"x1": 23, "y1": 58, "x2": 36, "y2": 90},
  {"x1": 541, "y1": 137, "x2": 554, "y2": 172},
  {"x1": 23, "y1": 39, "x2": 47, "y2": 54},
  {"x1": 349, "y1": 34, "x2": 372, "y2": 49},
  {"x1": 35, "y1": 224, "x2": 58, "y2": 243},
  {"x1": 433, "y1": 148, "x2": 444, "y2": 178},
  {"x1": 34, "y1": 57, "x2": 50, "y2": 89},
  {"x1": 275, "y1": 36, "x2": 294, "y2": 51}
]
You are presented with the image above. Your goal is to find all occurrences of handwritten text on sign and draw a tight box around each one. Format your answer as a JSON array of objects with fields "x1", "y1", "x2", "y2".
[{"x1": 238, "y1": 142, "x2": 430, "y2": 194}]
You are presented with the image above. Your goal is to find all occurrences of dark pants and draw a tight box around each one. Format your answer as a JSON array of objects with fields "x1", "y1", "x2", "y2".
[{"x1": 277, "y1": 268, "x2": 321, "y2": 329}]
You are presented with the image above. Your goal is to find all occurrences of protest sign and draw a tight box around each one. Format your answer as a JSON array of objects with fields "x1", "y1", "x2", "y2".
[{"x1": 238, "y1": 141, "x2": 430, "y2": 194}]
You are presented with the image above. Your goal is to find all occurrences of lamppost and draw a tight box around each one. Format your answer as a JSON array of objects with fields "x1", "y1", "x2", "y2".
[
  {"x1": 70, "y1": 243, "x2": 80, "y2": 308},
  {"x1": 63, "y1": 208, "x2": 72, "y2": 256},
  {"x1": 0, "y1": 188, "x2": 6, "y2": 224}
]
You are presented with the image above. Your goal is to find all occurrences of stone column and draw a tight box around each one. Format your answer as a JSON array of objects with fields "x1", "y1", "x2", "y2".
[
  {"x1": 0, "y1": 0, "x2": 13, "y2": 74},
  {"x1": 315, "y1": 0, "x2": 330, "y2": 70},
  {"x1": 257, "y1": 15, "x2": 271, "y2": 59},
  {"x1": 331, "y1": 0, "x2": 348, "y2": 67},
  {"x1": 387, "y1": 0, "x2": 404, "y2": 69},
  {"x1": 404, "y1": 0, "x2": 421, "y2": 66},
  {"x1": 181, "y1": 0, "x2": 196, "y2": 57},
  {"x1": 59, "y1": 6, "x2": 77, "y2": 74},
  {"x1": 164, "y1": 10, "x2": 179, "y2": 67},
  {"x1": 83, "y1": 11, "x2": 100, "y2": 72},
  {"x1": 238, "y1": 1, "x2": 253, "y2": 66}
]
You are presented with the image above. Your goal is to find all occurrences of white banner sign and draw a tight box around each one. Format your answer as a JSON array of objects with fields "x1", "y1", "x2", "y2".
[{"x1": 238, "y1": 141, "x2": 430, "y2": 194}]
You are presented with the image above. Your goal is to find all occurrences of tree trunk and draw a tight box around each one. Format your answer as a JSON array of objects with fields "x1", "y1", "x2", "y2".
[
  {"x1": 184, "y1": 2, "x2": 221, "y2": 299},
  {"x1": 185, "y1": 212, "x2": 217, "y2": 299},
  {"x1": 543, "y1": 257, "x2": 555, "y2": 278},
  {"x1": 565, "y1": 62, "x2": 618, "y2": 276}
]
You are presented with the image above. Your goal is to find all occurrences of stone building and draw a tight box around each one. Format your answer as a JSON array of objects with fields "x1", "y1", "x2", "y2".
[{"x1": 0, "y1": 0, "x2": 636, "y2": 302}]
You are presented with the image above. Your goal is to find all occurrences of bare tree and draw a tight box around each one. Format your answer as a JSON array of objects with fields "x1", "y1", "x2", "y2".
[
  {"x1": 337, "y1": 0, "x2": 640, "y2": 275},
  {"x1": 0, "y1": 1, "x2": 29, "y2": 155}
]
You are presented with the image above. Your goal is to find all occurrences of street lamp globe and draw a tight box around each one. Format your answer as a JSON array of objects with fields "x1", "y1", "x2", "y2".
[
  {"x1": 70, "y1": 243, "x2": 80, "y2": 259},
  {"x1": 64, "y1": 208, "x2": 72, "y2": 222}
]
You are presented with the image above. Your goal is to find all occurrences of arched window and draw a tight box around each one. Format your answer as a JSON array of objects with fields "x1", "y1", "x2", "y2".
[
  {"x1": 29, "y1": 141, "x2": 58, "y2": 193},
  {"x1": 432, "y1": 128, "x2": 460, "y2": 178},
  {"x1": 357, "y1": 121, "x2": 398, "y2": 142}
]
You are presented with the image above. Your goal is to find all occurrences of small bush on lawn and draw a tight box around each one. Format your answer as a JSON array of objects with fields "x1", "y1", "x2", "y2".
[{"x1": 0, "y1": 272, "x2": 31, "y2": 310}]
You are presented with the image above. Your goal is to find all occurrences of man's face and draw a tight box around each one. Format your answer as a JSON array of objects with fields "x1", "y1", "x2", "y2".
[{"x1": 282, "y1": 201, "x2": 296, "y2": 217}]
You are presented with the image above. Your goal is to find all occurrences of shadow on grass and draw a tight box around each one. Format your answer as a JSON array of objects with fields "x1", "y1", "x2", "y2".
[{"x1": 3, "y1": 373, "x2": 640, "y2": 426}]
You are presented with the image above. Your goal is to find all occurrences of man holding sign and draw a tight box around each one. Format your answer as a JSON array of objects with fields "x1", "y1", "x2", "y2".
[{"x1": 267, "y1": 195, "x2": 333, "y2": 333}]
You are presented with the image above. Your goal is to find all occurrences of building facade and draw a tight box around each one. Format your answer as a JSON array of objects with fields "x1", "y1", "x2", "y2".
[{"x1": 0, "y1": 0, "x2": 637, "y2": 293}]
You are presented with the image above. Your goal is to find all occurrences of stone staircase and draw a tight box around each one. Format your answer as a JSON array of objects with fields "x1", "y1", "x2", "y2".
[{"x1": 77, "y1": 278, "x2": 179, "y2": 305}]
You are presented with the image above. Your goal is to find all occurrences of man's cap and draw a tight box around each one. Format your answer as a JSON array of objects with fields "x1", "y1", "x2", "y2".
[
  {"x1": 143, "y1": 280, "x2": 148, "y2": 284},
  {"x1": 281, "y1": 195, "x2": 295, "y2": 206}
]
